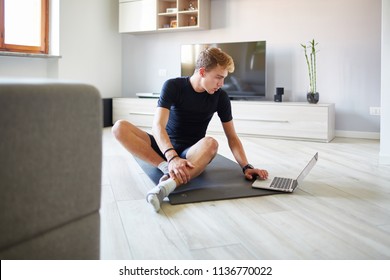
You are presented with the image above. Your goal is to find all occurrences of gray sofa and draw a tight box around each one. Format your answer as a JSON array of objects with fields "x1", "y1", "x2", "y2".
[{"x1": 0, "y1": 80, "x2": 102, "y2": 259}]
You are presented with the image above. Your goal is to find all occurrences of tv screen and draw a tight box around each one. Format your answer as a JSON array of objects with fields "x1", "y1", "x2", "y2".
[{"x1": 181, "y1": 41, "x2": 266, "y2": 99}]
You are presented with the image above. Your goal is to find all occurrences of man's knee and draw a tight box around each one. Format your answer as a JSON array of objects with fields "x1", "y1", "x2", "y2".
[
  {"x1": 112, "y1": 119, "x2": 131, "y2": 141},
  {"x1": 203, "y1": 136, "x2": 219, "y2": 156}
]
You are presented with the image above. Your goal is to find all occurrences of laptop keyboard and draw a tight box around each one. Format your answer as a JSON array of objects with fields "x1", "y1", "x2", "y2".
[{"x1": 270, "y1": 177, "x2": 293, "y2": 190}]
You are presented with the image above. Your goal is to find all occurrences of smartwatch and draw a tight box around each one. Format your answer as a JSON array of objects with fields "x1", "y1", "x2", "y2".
[{"x1": 242, "y1": 164, "x2": 254, "y2": 174}]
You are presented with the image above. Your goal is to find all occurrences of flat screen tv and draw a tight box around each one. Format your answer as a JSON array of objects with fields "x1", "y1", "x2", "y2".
[{"x1": 181, "y1": 40, "x2": 266, "y2": 99}]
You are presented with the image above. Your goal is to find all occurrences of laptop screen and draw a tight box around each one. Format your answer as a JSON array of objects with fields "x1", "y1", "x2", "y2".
[{"x1": 296, "y1": 153, "x2": 318, "y2": 185}]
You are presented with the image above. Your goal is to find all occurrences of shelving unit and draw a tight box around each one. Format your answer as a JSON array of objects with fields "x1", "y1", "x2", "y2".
[
  {"x1": 119, "y1": 0, "x2": 210, "y2": 33},
  {"x1": 157, "y1": 0, "x2": 178, "y2": 29},
  {"x1": 157, "y1": 0, "x2": 209, "y2": 31}
]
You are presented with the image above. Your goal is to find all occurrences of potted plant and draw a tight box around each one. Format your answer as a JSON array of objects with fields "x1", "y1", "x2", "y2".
[{"x1": 301, "y1": 39, "x2": 319, "y2": 104}]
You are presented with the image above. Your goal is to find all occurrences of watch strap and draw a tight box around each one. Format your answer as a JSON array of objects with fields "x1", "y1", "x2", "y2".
[{"x1": 242, "y1": 164, "x2": 254, "y2": 174}]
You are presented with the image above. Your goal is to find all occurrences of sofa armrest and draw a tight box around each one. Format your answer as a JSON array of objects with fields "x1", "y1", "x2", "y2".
[{"x1": 0, "y1": 80, "x2": 102, "y2": 259}]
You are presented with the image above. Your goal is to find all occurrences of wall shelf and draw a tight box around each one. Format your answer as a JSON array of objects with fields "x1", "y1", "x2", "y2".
[{"x1": 119, "y1": 0, "x2": 209, "y2": 33}]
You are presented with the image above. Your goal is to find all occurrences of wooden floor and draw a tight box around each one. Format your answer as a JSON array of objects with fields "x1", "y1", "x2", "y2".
[{"x1": 100, "y1": 127, "x2": 390, "y2": 260}]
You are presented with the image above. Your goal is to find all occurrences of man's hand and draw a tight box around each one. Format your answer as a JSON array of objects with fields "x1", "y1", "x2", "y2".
[
  {"x1": 168, "y1": 157, "x2": 195, "y2": 184},
  {"x1": 244, "y1": 168, "x2": 269, "y2": 181}
]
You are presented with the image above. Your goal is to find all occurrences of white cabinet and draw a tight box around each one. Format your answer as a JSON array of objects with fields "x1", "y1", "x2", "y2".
[
  {"x1": 113, "y1": 98, "x2": 157, "y2": 128},
  {"x1": 113, "y1": 98, "x2": 336, "y2": 142},
  {"x1": 209, "y1": 102, "x2": 335, "y2": 142},
  {"x1": 119, "y1": 0, "x2": 210, "y2": 33},
  {"x1": 119, "y1": 0, "x2": 157, "y2": 33}
]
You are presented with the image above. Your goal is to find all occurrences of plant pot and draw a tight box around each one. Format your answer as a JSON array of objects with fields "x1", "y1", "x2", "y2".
[{"x1": 307, "y1": 92, "x2": 319, "y2": 104}]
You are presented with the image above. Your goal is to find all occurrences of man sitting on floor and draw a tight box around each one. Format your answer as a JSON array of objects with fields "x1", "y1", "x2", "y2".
[{"x1": 112, "y1": 47, "x2": 268, "y2": 212}]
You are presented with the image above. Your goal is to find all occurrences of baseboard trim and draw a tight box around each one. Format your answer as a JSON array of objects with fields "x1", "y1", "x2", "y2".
[{"x1": 335, "y1": 130, "x2": 380, "y2": 140}]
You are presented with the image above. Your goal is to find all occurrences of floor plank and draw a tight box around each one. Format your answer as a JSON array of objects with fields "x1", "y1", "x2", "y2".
[
  {"x1": 117, "y1": 200, "x2": 193, "y2": 260},
  {"x1": 100, "y1": 184, "x2": 133, "y2": 260}
]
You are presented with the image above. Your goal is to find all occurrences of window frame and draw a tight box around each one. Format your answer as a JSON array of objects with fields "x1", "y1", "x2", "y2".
[{"x1": 0, "y1": 0, "x2": 49, "y2": 54}]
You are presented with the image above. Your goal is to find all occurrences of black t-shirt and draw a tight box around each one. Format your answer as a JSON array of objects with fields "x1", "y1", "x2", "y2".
[{"x1": 157, "y1": 77, "x2": 233, "y2": 147}]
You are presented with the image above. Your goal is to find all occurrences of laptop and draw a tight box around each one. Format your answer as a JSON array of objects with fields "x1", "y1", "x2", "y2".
[{"x1": 252, "y1": 152, "x2": 318, "y2": 192}]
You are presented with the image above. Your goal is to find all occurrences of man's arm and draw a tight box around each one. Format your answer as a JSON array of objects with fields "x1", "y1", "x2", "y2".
[
  {"x1": 152, "y1": 107, "x2": 193, "y2": 184},
  {"x1": 222, "y1": 120, "x2": 268, "y2": 180},
  {"x1": 152, "y1": 107, "x2": 175, "y2": 156},
  {"x1": 221, "y1": 120, "x2": 248, "y2": 167}
]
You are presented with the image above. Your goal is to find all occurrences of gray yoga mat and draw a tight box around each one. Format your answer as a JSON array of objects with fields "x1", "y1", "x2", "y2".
[{"x1": 135, "y1": 154, "x2": 281, "y2": 205}]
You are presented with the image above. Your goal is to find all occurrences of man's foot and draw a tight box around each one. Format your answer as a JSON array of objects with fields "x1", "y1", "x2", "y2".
[
  {"x1": 146, "y1": 191, "x2": 161, "y2": 212},
  {"x1": 146, "y1": 177, "x2": 176, "y2": 212},
  {"x1": 146, "y1": 184, "x2": 168, "y2": 212}
]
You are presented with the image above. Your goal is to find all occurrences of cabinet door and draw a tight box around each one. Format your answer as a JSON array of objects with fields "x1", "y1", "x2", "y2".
[
  {"x1": 113, "y1": 98, "x2": 157, "y2": 128},
  {"x1": 119, "y1": 0, "x2": 157, "y2": 33}
]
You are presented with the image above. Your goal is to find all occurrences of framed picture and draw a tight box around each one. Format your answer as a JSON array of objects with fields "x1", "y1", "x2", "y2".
[{"x1": 170, "y1": 19, "x2": 177, "y2": 28}]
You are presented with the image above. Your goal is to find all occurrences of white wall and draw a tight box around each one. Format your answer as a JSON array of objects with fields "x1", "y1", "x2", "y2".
[
  {"x1": 0, "y1": 56, "x2": 52, "y2": 78},
  {"x1": 58, "y1": 0, "x2": 122, "y2": 98},
  {"x1": 380, "y1": 0, "x2": 390, "y2": 164},
  {"x1": 122, "y1": 0, "x2": 382, "y2": 134},
  {"x1": 0, "y1": 0, "x2": 122, "y2": 99}
]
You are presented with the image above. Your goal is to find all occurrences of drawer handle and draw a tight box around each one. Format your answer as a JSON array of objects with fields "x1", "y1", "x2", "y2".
[
  {"x1": 235, "y1": 118, "x2": 289, "y2": 123},
  {"x1": 129, "y1": 112, "x2": 154, "y2": 116}
]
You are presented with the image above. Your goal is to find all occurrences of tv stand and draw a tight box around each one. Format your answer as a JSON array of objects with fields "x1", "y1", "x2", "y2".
[
  {"x1": 136, "y1": 92, "x2": 160, "y2": 98},
  {"x1": 113, "y1": 98, "x2": 335, "y2": 142},
  {"x1": 229, "y1": 96, "x2": 266, "y2": 101}
]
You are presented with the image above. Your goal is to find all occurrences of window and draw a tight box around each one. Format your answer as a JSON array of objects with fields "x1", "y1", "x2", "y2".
[{"x1": 0, "y1": 0, "x2": 49, "y2": 54}]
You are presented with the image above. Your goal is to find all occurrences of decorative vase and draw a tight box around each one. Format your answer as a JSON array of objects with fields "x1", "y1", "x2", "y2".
[{"x1": 307, "y1": 92, "x2": 319, "y2": 104}]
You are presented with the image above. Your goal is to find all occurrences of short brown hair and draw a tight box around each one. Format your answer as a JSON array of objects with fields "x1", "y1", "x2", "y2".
[{"x1": 195, "y1": 47, "x2": 235, "y2": 73}]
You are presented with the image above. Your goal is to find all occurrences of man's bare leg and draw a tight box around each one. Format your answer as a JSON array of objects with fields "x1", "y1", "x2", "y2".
[
  {"x1": 112, "y1": 120, "x2": 165, "y2": 167},
  {"x1": 147, "y1": 136, "x2": 219, "y2": 212},
  {"x1": 184, "y1": 136, "x2": 219, "y2": 178}
]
